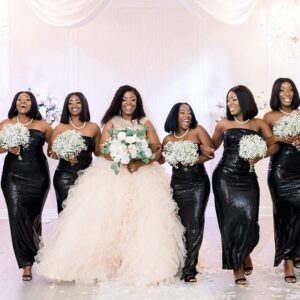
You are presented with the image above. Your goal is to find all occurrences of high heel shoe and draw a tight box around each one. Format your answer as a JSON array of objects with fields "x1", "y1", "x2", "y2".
[
  {"x1": 284, "y1": 259, "x2": 296, "y2": 284},
  {"x1": 293, "y1": 258, "x2": 300, "y2": 269},
  {"x1": 234, "y1": 269, "x2": 247, "y2": 285},
  {"x1": 22, "y1": 266, "x2": 32, "y2": 281},
  {"x1": 184, "y1": 274, "x2": 197, "y2": 283},
  {"x1": 243, "y1": 255, "x2": 253, "y2": 276}
]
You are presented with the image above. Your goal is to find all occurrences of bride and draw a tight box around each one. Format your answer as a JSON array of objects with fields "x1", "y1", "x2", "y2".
[{"x1": 36, "y1": 85, "x2": 185, "y2": 286}]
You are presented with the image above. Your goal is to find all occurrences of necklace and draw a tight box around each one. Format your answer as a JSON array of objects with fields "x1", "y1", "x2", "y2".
[
  {"x1": 174, "y1": 128, "x2": 189, "y2": 139},
  {"x1": 69, "y1": 118, "x2": 86, "y2": 129},
  {"x1": 279, "y1": 108, "x2": 293, "y2": 115},
  {"x1": 234, "y1": 116, "x2": 250, "y2": 124},
  {"x1": 17, "y1": 115, "x2": 33, "y2": 126}
]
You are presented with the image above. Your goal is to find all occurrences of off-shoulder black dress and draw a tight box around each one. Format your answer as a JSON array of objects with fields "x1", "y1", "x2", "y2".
[
  {"x1": 212, "y1": 128, "x2": 260, "y2": 270},
  {"x1": 1, "y1": 129, "x2": 50, "y2": 268},
  {"x1": 53, "y1": 136, "x2": 94, "y2": 213},
  {"x1": 171, "y1": 144, "x2": 210, "y2": 279},
  {"x1": 268, "y1": 143, "x2": 300, "y2": 266}
]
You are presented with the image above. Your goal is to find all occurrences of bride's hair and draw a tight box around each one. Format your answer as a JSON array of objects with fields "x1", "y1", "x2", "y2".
[{"x1": 101, "y1": 85, "x2": 146, "y2": 125}]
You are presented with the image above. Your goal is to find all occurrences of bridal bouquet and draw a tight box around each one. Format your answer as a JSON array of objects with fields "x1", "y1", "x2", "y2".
[
  {"x1": 239, "y1": 134, "x2": 267, "y2": 172},
  {"x1": 101, "y1": 127, "x2": 154, "y2": 174},
  {"x1": 273, "y1": 111, "x2": 300, "y2": 150},
  {"x1": 0, "y1": 123, "x2": 30, "y2": 160},
  {"x1": 162, "y1": 140, "x2": 199, "y2": 169},
  {"x1": 52, "y1": 130, "x2": 87, "y2": 161}
]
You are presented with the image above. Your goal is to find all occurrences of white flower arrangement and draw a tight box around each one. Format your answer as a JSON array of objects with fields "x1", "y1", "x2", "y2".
[
  {"x1": 28, "y1": 88, "x2": 60, "y2": 124},
  {"x1": 239, "y1": 134, "x2": 267, "y2": 172},
  {"x1": 0, "y1": 123, "x2": 30, "y2": 160},
  {"x1": 52, "y1": 130, "x2": 87, "y2": 161},
  {"x1": 101, "y1": 127, "x2": 154, "y2": 174},
  {"x1": 273, "y1": 111, "x2": 300, "y2": 151},
  {"x1": 162, "y1": 140, "x2": 199, "y2": 168}
]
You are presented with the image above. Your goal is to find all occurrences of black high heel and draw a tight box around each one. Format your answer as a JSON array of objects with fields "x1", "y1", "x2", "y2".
[{"x1": 184, "y1": 274, "x2": 197, "y2": 283}]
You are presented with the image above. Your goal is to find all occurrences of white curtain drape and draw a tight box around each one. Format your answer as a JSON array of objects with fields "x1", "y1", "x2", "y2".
[
  {"x1": 25, "y1": 0, "x2": 111, "y2": 27},
  {"x1": 25, "y1": 0, "x2": 257, "y2": 27},
  {"x1": 180, "y1": 0, "x2": 258, "y2": 24}
]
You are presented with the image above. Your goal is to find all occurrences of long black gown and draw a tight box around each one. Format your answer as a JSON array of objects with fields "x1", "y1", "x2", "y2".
[
  {"x1": 53, "y1": 136, "x2": 94, "y2": 213},
  {"x1": 212, "y1": 128, "x2": 260, "y2": 270},
  {"x1": 268, "y1": 143, "x2": 300, "y2": 266},
  {"x1": 171, "y1": 147, "x2": 210, "y2": 279},
  {"x1": 1, "y1": 129, "x2": 50, "y2": 268}
]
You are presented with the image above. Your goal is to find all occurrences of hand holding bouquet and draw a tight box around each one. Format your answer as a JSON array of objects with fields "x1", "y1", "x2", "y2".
[
  {"x1": 0, "y1": 123, "x2": 30, "y2": 160},
  {"x1": 162, "y1": 140, "x2": 199, "y2": 169},
  {"x1": 239, "y1": 134, "x2": 267, "y2": 172},
  {"x1": 52, "y1": 130, "x2": 87, "y2": 164},
  {"x1": 101, "y1": 127, "x2": 154, "y2": 174}
]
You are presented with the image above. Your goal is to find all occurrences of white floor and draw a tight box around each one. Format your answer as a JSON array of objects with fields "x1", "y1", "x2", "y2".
[{"x1": 1, "y1": 216, "x2": 300, "y2": 300}]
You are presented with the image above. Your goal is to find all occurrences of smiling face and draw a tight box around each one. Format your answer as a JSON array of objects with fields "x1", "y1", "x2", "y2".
[
  {"x1": 121, "y1": 91, "x2": 137, "y2": 118},
  {"x1": 177, "y1": 104, "x2": 192, "y2": 130},
  {"x1": 68, "y1": 95, "x2": 82, "y2": 116},
  {"x1": 279, "y1": 81, "x2": 294, "y2": 108},
  {"x1": 16, "y1": 92, "x2": 32, "y2": 115},
  {"x1": 227, "y1": 91, "x2": 241, "y2": 116}
]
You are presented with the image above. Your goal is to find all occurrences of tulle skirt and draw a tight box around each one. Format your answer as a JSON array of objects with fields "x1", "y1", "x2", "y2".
[{"x1": 36, "y1": 157, "x2": 185, "y2": 286}]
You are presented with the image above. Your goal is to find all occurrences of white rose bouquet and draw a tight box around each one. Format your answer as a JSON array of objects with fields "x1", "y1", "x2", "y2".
[
  {"x1": 239, "y1": 134, "x2": 267, "y2": 172},
  {"x1": 52, "y1": 130, "x2": 87, "y2": 162},
  {"x1": 162, "y1": 140, "x2": 199, "y2": 169},
  {"x1": 0, "y1": 123, "x2": 30, "y2": 160},
  {"x1": 273, "y1": 111, "x2": 300, "y2": 151},
  {"x1": 101, "y1": 127, "x2": 154, "y2": 174}
]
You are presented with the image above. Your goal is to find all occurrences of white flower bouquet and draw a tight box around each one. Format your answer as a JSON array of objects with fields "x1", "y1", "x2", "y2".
[
  {"x1": 239, "y1": 134, "x2": 267, "y2": 172},
  {"x1": 52, "y1": 130, "x2": 87, "y2": 162},
  {"x1": 0, "y1": 123, "x2": 30, "y2": 160},
  {"x1": 162, "y1": 140, "x2": 199, "y2": 169},
  {"x1": 273, "y1": 111, "x2": 300, "y2": 151},
  {"x1": 101, "y1": 127, "x2": 154, "y2": 174}
]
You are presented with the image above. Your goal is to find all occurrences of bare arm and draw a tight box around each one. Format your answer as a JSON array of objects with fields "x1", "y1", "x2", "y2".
[
  {"x1": 259, "y1": 119, "x2": 280, "y2": 157},
  {"x1": 99, "y1": 120, "x2": 113, "y2": 161},
  {"x1": 93, "y1": 124, "x2": 102, "y2": 156},
  {"x1": 196, "y1": 125, "x2": 215, "y2": 164}
]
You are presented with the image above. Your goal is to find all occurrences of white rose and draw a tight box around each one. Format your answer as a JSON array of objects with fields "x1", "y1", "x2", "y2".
[
  {"x1": 117, "y1": 131, "x2": 126, "y2": 141},
  {"x1": 125, "y1": 135, "x2": 136, "y2": 144}
]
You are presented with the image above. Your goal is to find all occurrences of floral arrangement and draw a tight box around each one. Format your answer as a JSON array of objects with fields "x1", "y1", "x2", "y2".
[
  {"x1": 101, "y1": 127, "x2": 154, "y2": 174},
  {"x1": 0, "y1": 123, "x2": 30, "y2": 160},
  {"x1": 239, "y1": 134, "x2": 267, "y2": 172},
  {"x1": 28, "y1": 88, "x2": 60, "y2": 124},
  {"x1": 52, "y1": 130, "x2": 87, "y2": 161},
  {"x1": 162, "y1": 140, "x2": 199, "y2": 169},
  {"x1": 273, "y1": 111, "x2": 300, "y2": 150}
]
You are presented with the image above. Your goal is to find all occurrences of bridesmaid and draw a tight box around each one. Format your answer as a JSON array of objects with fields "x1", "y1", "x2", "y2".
[
  {"x1": 0, "y1": 91, "x2": 52, "y2": 281},
  {"x1": 211, "y1": 85, "x2": 278, "y2": 285},
  {"x1": 161, "y1": 102, "x2": 214, "y2": 282},
  {"x1": 50, "y1": 92, "x2": 101, "y2": 213},
  {"x1": 263, "y1": 78, "x2": 300, "y2": 283}
]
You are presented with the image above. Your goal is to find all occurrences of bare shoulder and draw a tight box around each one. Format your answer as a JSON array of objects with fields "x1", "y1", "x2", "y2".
[
  {"x1": 0, "y1": 118, "x2": 13, "y2": 129},
  {"x1": 162, "y1": 134, "x2": 173, "y2": 145}
]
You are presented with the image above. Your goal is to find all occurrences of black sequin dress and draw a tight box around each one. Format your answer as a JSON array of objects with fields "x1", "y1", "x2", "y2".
[
  {"x1": 170, "y1": 143, "x2": 210, "y2": 279},
  {"x1": 1, "y1": 129, "x2": 50, "y2": 268},
  {"x1": 212, "y1": 128, "x2": 260, "y2": 270},
  {"x1": 53, "y1": 136, "x2": 94, "y2": 213},
  {"x1": 268, "y1": 143, "x2": 300, "y2": 266}
]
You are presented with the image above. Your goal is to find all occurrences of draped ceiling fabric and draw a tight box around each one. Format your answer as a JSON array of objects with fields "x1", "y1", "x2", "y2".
[
  {"x1": 25, "y1": 0, "x2": 111, "y2": 27},
  {"x1": 180, "y1": 0, "x2": 258, "y2": 24},
  {"x1": 25, "y1": 0, "x2": 258, "y2": 28}
]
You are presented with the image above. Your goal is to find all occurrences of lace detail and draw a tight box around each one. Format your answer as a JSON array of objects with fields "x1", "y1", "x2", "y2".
[{"x1": 111, "y1": 116, "x2": 148, "y2": 130}]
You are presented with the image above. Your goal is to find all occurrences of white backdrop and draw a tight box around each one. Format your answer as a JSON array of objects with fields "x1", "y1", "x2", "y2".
[{"x1": 1, "y1": 0, "x2": 300, "y2": 217}]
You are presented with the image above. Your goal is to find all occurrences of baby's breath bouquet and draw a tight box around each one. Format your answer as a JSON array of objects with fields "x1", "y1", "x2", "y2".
[
  {"x1": 101, "y1": 127, "x2": 154, "y2": 174},
  {"x1": 273, "y1": 111, "x2": 300, "y2": 151},
  {"x1": 52, "y1": 130, "x2": 87, "y2": 162},
  {"x1": 239, "y1": 134, "x2": 267, "y2": 172},
  {"x1": 0, "y1": 123, "x2": 30, "y2": 160},
  {"x1": 162, "y1": 141, "x2": 199, "y2": 169}
]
